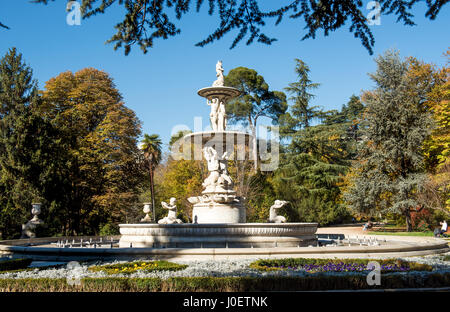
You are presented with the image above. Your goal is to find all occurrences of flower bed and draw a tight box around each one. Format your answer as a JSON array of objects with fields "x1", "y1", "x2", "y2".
[
  {"x1": 88, "y1": 260, "x2": 187, "y2": 275},
  {"x1": 250, "y1": 258, "x2": 433, "y2": 273},
  {"x1": 1, "y1": 273, "x2": 450, "y2": 292}
]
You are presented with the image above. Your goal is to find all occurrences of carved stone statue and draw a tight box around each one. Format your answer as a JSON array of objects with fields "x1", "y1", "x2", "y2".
[
  {"x1": 21, "y1": 203, "x2": 44, "y2": 238},
  {"x1": 158, "y1": 197, "x2": 183, "y2": 224},
  {"x1": 217, "y1": 151, "x2": 233, "y2": 190},
  {"x1": 207, "y1": 98, "x2": 219, "y2": 131},
  {"x1": 141, "y1": 203, "x2": 152, "y2": 222},
  {"x1": 213, "y1": 60, "x2": 224, "y2": 87},
  {"x1": 217, "y1": 100, "x2": 227, "y2": 131},
  {"x1": 203, "y1": 147, "x2": 220, "y2": 192},
  {"x1": 268, "y1": 200, "x2": 289, "y2": 223}
]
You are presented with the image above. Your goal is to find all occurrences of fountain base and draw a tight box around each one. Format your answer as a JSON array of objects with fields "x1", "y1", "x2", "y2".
[{"x1": 118, "y1": 223, "x2": 318, "y2": 248}]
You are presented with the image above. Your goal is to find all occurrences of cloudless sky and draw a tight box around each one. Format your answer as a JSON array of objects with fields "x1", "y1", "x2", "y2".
[{"x1": 1, "y1": 1, "x2": 449, "y2": 151}]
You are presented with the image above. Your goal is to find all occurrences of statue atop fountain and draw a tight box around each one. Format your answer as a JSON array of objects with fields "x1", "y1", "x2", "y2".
[{"x1": 213, "y1": 60, "x2": 225, "y2": 87}]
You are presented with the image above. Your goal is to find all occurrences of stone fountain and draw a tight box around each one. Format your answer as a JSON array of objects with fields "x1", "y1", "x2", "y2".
[{"x1": 118, "y1": 61, "x2": 318, "y2": 248}]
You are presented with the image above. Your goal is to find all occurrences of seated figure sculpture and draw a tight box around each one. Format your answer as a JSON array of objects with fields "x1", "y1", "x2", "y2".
[
  {"x1": 158, "y1": 197, "x2": 183, "y2": 224},
  {"x1": 268, "y1": 200, "x2": 289, "y2": 223}
]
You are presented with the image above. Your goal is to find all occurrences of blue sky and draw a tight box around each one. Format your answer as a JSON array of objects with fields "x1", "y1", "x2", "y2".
[{"x1": 1, "y1": 1, "x2": 449, "y2": 151}]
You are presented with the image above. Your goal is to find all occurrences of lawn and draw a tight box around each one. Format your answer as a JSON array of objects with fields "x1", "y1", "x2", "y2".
[{"x1": 367, "y1": 231, "x2": 434, "y2": 237}]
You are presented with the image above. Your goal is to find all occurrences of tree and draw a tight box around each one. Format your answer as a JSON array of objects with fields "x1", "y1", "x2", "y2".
[
  {"x1": 224, "y1": 66, "x2": 287, "y2": 171},
  {"x1": 41, "y1": 68, "x2": 142, "y2": 234},
  {"x1": 0, "y1": 48, "x2": 40, "y2": 238},
  {"x1": 141, "y1": 133, "x2": 163, "y2": 222},
  {"x1": 281, "y1": 59, "x2": 321, "y2": 135},
  {"x1": 323, "y1": 95, "x2": 365, "y2": 159},
  {"x1": 275, "y1": 122, "x2": 351, "y2": 225},
  {"x1": 344, "y1": 50, "x2": 435, "y2": 231},
  {"x1": 413, "y1": 51, "x2": 450, "y2": 215},
  {"x1": 273, "y1": 60, "x2": 353, "y2": 225},
  {"x1": 31, "y1": 1, "x2": 448, "y2": 55}
]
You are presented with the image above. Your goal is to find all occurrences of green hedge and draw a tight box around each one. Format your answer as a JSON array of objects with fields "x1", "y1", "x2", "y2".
[
  {"x1": 249, "y1": 258, "x2": 433, "y2": 272},
  {"x1": 0, "y1": 273, "x2": 449, "y2": 292},
  {"x1": 0, "y1": 258, "x2": 33, "y2": 272}
]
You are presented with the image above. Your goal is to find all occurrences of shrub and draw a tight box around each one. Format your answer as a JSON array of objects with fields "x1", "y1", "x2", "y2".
[
  {"x1": 411, "y1": 208, "x2": 434, "y2": 231},
  {"x1": 99, "y1": 223, "x2": 120, "y2": 236},
  {"x1": 0, "y1": 258, "x2": 33, "y2": 272}
]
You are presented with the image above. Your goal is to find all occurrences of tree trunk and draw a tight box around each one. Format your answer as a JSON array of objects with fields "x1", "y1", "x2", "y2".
[
  {"x1": 149, "y1": 165, "x2": 156, "y2": 223},
  {"x1": 250, "y1": 123, "x2": 257, "y2": 173},
  {"x1": 405, "y1": 209, "x2": 413, "y2": 232}
]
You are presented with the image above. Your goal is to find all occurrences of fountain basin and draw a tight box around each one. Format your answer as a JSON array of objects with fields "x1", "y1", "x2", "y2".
[
  {"x1": 197, "y1": 86, "x2": 241, "y2": 100},
  {"x1": 118, "y1": 223, "x2": 318, "y2": 248}
]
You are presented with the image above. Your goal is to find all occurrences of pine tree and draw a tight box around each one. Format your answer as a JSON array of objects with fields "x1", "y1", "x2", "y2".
[
  {"x1": 281, "y1": 59, "x2": 321, "y2": 134},
  {"x1": 275, "y1": 59, "x2": 351, "y2": 225},
  {"x1": 344, "y1": 50, "x2": 435, "y2": 231},
  {"x1": 0, "y1": 48, "x2": 42, "y2": 238}
]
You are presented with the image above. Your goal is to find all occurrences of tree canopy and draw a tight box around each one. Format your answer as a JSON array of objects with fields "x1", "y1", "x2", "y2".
[
  {"x1": 0, "y1": 48, "x2": 42, "y2": 238},
  {"x1": 23, "y1": 0, "x2": 447, "y2": 55},
  {"x1": 225, "y1": 66, "x2": 287, "y2": 170},
  {"x1": 40, "y1": 68, "x2": 143, "y2": 235},
  {"x1": 344, "y1": 50, "x2": 441, "y2": 230}
]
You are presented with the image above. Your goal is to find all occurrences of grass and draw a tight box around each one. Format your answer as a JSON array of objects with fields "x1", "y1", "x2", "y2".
[
  {"x1": 367, "y1": 231, "x2": 434, "y2": 236},
  {"x1": 88, "y1": 260, "x2": 188, "y2": 275}
]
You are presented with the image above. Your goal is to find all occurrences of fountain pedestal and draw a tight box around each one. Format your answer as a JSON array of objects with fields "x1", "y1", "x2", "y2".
[{"x1": 192, "y1": 202, "x2": 246, "y2": 224}]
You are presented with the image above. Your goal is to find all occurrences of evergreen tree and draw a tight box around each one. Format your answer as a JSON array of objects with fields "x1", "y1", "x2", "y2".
[
  {"x1": 31, "y1": 1, "x2": 448, "y2": 55},
  {"x1": 0, "y1": 48, "x2": 56, "y2": 238},
  {"x1": 344, "y1": 50, "x2": 435, "y2": 231},
  {"x1": 275, "y1": 59, "x2": 351, "y2": 225},
  {"x1": 281, "y1": 59, "x2": 321, "y2": 134}
]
